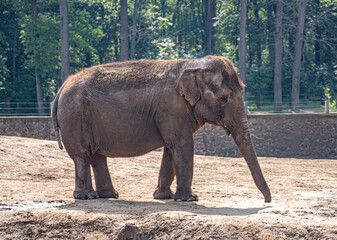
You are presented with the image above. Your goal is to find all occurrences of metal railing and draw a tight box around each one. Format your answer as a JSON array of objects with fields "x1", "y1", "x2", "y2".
[
  {"x1": 0, "y1": 100, "x2": 53, "y2": 117},
  {"x1": 244, "y1": 91, "x2": 336, "y2": 114},
  {"x1": 0, "y1": 99, "x2": 334, "y2": 117},
  {"x1": 244, "y1": 100, "x2": 332, "y2": 114}
]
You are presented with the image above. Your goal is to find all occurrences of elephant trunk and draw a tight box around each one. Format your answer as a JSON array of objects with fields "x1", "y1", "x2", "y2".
[{"x1": 225, "y1": 117, "x2": 271, "y2": 203}]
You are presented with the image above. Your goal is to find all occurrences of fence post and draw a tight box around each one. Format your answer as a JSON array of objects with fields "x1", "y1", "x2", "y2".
[
  {"x1": 6, "y1": 97, "x2": 10, "y2": 116},
  {"x1": 325, "y1": 100, "x2": 329, "y2": 114},
  {"x1": 50, "y1": 101, "x2": 54, "y2": 116},
  {"x1": 256, "y1": 89, "x2": 262, "y2": 109},
  {"x1": 244, "y1": 101, "x2": 248, "y2": 114}
]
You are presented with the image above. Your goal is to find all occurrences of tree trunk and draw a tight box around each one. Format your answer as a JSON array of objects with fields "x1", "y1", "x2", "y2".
[
  {"x1": 32, "y1": 0, "x2": 44, "y2": 116},
  {"x1": 34, "y1": 54, "x2": 44, "y2": 116},
  {"x1": 197, "y1": 0, "x2": 201, "y2": 29},
  {"x1": 12, "y1": 23, "x2": 17, "y2": 92},
  {"x1": 239, "y1": 0, "x2": 247, "y2": 93},
  {"x1": 203, "y1": 0, "x2": 216, "y2": 55},
  {"x1": 273, "y1": 0, "x2": 283, "y2": 113},
  {"x1": 256, "y1": 89, "x2": 262, "y2": 109},
  {"x1": 203, "y1": 0, "x2": 209, "y2": 55},
  {"x1": 60, "y1": 0, "x2": 70, "y2": 83},
  {"x1": 247, "y1": 31, "x2": 252, "y2": 68},
  {"x1": 267, "y1": 1, "x2": 274, "y2": 80},
  {"x1": 210, "y1": 0, "x2": 216, "y2": 54},
  {"x1": 172, "y1": 0, "x2": 182, "y2": 29},
  {"x1": 120, "y1": 0, "x2": 129, "y2": 61},
  {"x1": 291, "y1": 0, "x2": 306, "y2": 112},
  {"x1": 253, "y1": 0, "x2": 262, "y2": 67},
  {"x1": 114, "y1": 30, "x2": 119, "y2": 61},
  {"x1": 289, "y1": 28, "x2": 294, "y2": 52},
  {"x1": 314, "y1": 0, "x2": 320, "y2": 67},
  {"x1": 130, "y1": 0, "x2": 139, "y2": 60},
  {"x1": 161, "y1": 0, "x2": 166, "y2": 18},
  {"x1": 98, "y1": 5, "x2": 105, "y2": 64},
  {"x1": 314, "y1": 0, "x2": 322, "y2": 104},
  {"x1": 160, "y1": 0, "x2": 166, "y2": 35},
  {"x1": 315, "y1": 30, "x2": 320, "y2": 67}
]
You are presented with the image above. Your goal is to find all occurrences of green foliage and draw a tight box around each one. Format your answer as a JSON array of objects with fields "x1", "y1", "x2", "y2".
[
  {"x1": 0, "y1": 0, "x2": 336, "y2": 113},
  {"x1": 136, "y1": 6, "x2": 172, "y2": 59},
  {"x1": 136, "y1": 0, "x2": 204, "y2": 60},
  {"x1": 150, "y1": 37, "x2": 178, "y2": 59},
  {"x1": 69, "y1": 1, "x2": 105, "y2": 70},
  {"x1": 325, "y1": 88, "x2": 337, "y2": 112},
  {"x1": 215, "y1": 1, "x2": 240, "y2": 62},
  {"x1": 21, "y1": 12, "x2": 60, "y2": 88},
  {"x1": 0, "y1": 0, "x2": 15, "y2": 99},
  {"x1": 246, "y1": 64, "x2": 272, "y2": 92},
  {"x1": 0, "y1": 32, "x2": 9, "y2": 90}
]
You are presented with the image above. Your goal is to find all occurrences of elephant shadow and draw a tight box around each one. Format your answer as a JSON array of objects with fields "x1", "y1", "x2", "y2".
[{"x1": 59, "y1": 198, "x2": 270, "y2": 217}]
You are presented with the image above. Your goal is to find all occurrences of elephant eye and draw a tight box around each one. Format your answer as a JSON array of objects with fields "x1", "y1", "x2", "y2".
[{"x1": 219, "y1": 96, "x2": 228, "y2": 105}]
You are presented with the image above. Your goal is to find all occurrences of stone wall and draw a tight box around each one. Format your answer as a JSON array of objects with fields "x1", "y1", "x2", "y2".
[
  {"x1": 195, "y1": 114, "x2": 337, "y2": 159},
  {"x1": 1, "y1": 114, "x2": 336, "y2": 159},
  {"x1": 0, "y1": 117, "x2": 56, "y2": 140}
]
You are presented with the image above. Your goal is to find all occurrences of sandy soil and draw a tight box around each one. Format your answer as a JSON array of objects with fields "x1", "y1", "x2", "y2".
[{"x1": 0, "y1": 136, "x2": 336, "y2": 239}]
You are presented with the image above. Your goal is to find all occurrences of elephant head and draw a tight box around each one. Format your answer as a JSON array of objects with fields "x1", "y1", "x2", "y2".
[{"x1": 176, "y1": 56, "x2": 271, "y2": 202}]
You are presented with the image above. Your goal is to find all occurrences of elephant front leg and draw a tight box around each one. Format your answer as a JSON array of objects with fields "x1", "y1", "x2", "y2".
[
  {"x1": 153, "y1": 147, "x2": 175, "y2": 199},
  {"x1": 73, "y1": 155, "x2": 99, "y2": 200},
  {"x1": 172, "y1": 137, "x2": 198, "y2": 202},
  {"x1": 91, "y1": 153, "x2": 119, "y2": 198},
  {"x1": 155, "y1": 108, "x2": 198, "y2": 202},
  {"x1": 174, "y1": 145, "x2": 199, "y2": 201}
]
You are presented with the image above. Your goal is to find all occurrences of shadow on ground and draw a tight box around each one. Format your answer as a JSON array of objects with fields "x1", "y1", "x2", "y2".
[{"x1": 59, "y1": 198, "x2": 270, "y2": 216}]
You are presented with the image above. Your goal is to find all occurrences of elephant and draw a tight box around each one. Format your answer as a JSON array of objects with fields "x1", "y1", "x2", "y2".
[{"x1": 52, "y1": 56, "x2": 271, "y2": 202}]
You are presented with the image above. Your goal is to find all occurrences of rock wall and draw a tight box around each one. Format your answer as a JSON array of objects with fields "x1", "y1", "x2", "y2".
[
  {"x1": 1, "y1": 114, "x2": 336, "y2": 159},
  {"x1": 195, "y1": 114, "x2": 337, "y2": 159},
  {"x1": 0, "y1": 117, "x2": 56, "y2": 140}
]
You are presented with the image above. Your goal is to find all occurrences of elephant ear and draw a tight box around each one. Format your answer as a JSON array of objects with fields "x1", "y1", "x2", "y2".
[{"x1": 175, "y1": 68, "x2": 201, "y2": 106}]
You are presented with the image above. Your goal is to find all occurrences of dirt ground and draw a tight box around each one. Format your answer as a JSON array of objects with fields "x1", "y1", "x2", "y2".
[{"x1": 0, "y1": 136, "x2": 336, "y2": 239}]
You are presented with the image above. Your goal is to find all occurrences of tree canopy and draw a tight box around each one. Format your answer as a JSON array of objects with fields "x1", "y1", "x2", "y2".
[{"x1": 0, "y1": 0, "x2": 336, "y2": 114}]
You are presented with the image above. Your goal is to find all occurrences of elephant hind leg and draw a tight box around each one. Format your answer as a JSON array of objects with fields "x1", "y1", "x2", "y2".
[
  {"x1": 91, "y1": 153, "x2": 119, "y2": 198},
  {"x1": 73, "y1": 154, "x2": 99, "y2": 200},
  {"x1": 153, "y1": 147, "x2": 175, "y2": 199}
]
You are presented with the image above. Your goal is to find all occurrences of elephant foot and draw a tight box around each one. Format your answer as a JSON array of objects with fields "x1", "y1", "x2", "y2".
[
  {"x1": 174, "y1": 192, "x2": 199, "y2": 202},
  {"x1": 153, "y1": 188, "x2": 174, "y2": 199},
  {"x1": 97, "y1": 188, "x2": 119, "y2": 199},
  {"x1": 73, "y1": 189, "x2": 99, "y2": 200}
]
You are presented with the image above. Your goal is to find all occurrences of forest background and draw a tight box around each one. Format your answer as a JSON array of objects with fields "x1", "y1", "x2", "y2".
[{"x1": 0, "y1": 0, "x2": 336, "y2": 115}]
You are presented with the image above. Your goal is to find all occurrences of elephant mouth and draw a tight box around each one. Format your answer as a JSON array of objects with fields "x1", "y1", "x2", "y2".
[
  {"x1": 222, "y1": 121, "x2": 233, "y2": 136},
  {"x1": 223, "y1": 126, "x2": 231, "y2": 136}
]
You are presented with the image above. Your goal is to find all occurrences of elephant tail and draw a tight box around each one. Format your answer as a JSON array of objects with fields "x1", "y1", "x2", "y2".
[{"x1": 52, "y1": 86, "x2": 64, "y2": 150}]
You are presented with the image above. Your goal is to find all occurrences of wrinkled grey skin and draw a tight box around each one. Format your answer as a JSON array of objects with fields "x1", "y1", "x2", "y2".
[{"x1": 53, "y1": 56, "x2": 271, "y2": 202}]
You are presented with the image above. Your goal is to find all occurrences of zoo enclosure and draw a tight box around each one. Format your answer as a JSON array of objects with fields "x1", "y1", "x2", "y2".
[
  {"x1": 0, "y1": 91, "x2": 335, "y2": 117},
  {"x1": 244, "y1": 90, "x2": 334, "y2": 114},
  {"x1": 1, "y1": 114, "x2": 336, "y2": 159},
  {"x1": 0, "y1": 99, "x2": 53, "y2": 117}
]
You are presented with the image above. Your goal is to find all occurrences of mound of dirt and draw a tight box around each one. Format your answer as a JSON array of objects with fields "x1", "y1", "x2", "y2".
[{"x1": 0, "y1": 136, "x2": 336, "y2": 239}]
